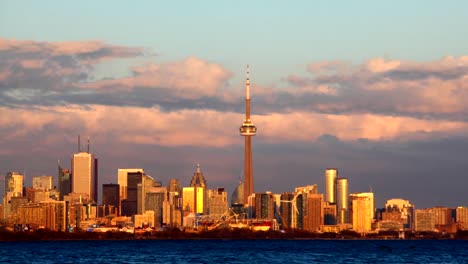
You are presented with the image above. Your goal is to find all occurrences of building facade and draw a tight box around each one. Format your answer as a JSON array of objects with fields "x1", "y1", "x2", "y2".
[
  {"x1": 71, "y1": 152, "x2": 98, "y2": 203},
  {"x1": 350, "y1": 192, "x2": 374, "y2": 233}
]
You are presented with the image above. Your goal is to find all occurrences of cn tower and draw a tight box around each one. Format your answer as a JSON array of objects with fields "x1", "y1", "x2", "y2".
[{"x1": 239, "y1": 65, "x2": 257, "y2": 205}]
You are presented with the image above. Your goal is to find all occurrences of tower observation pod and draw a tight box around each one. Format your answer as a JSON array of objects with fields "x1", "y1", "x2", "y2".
[{"x1": 240, "y1": 65, "x2": 257, "y2": 206}]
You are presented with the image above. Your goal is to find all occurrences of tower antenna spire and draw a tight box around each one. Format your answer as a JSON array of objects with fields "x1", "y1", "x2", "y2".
[
  {"x1": 78, "y1": 135, "x2": 81, "y2": 152},
  {"x1": 87, "y1": 136, "x2": 90, "y2": 153},
  {"x1": 246, "y1": 64, "x2": 250, "y2": 100}
]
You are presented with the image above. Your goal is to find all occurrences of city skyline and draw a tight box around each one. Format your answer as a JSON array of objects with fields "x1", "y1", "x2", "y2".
[{"x1": 1, "y1": 1, "x2": 468, "y2": 208}]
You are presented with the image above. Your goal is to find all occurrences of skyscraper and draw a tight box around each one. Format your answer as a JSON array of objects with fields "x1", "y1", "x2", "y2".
[
  {"x1": 336, "y1": 177, "x2": 349, "y2": 224},
  {"x1": 239, "y1": 65, "x2": 257, "y2": 205},
  {"x1": 325, "y1": 168, "x2": 337, "y2": 203},
  {"x1": 58, "y1": 166, "x2": 71, "y2": 199},
  {"x1": 71, "y1": 152, "x2": 97, "y2": 202},
  {"x1": 304, "y1": 193, "x2": 324, "y2": 232},
  {"x1": 71, "y1": 136, "x2": 98, "y2": 203},
  {"x1": 117, "y1": 168, "x2": 145, "y2": 214},
  {"x1": 183, "y1": 164, "x2": 208, "y2": 214}
]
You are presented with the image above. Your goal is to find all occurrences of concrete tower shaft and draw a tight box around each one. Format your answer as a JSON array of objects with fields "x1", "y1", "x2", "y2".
[{"x1": 240, "y1": 65, "x2": 257, "y2": 205}]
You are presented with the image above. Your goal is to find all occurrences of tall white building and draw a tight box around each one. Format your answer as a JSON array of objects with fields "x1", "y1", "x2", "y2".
[
  {"x1": 350, "y1": 192, "x2": 374, "y2": 233},
  {"x1": 72, "y1": 152, "x2": 97, "y2": 202}
]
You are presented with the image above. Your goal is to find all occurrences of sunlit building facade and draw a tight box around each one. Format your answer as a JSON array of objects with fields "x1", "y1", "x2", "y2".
[
  {"x1": 415, "y1": 209, "x2": 435, "y2": 232},
  {"x1": 350, "y1": 192, "x2": 374, "y2": 233},
  {"x1": 336, "y1": 177, "x2": 349, "y2": 224},
  {"x1": 71, "y1": 152, "x2": 98, "y2": 203},
  {"x1": 32, "y1": 176, "x2": 53, "y2": 191},
  {"x1": 207, "y1": 188, "x2": 228, "y2": 215},
  {"x1": 456, "y1": 206, "x2": 468, "y2": 230},
  {"x1": 325, "y1": 168, "x2": 337, "y2": 204}
]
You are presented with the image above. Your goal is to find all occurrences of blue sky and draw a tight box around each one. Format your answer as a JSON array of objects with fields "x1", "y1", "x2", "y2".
[
  {"x1": 1, "y1": 1, "x2": 468, "y2": 207},
  {"x1": 2, "y1": 0, "x2": 468, "y2": 84}
]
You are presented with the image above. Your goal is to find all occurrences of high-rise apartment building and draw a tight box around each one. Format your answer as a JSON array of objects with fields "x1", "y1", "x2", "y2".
[
  {"x1": 303, "y1": 193, "x2": 324, "y2": 232},
  {"x1": 336, "y1": 177, "x2": 349, "y2": 224},
  {"x1": 279, "y1": 192, "x2": 294, "y2": 229},
  {"x1": 350, "y1": 192, "x2": 374, "y2": 233},
  {"x1": 254, "y1": 192, "x2": 275, "y2": 220},
  {"x1": 325, "y1": 168, "x2": 338, "y2": 204}
]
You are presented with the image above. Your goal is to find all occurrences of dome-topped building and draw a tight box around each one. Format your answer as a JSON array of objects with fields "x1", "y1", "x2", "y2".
[{"x1": 190, "y1": 163, "x2": 207, "y2": 188}]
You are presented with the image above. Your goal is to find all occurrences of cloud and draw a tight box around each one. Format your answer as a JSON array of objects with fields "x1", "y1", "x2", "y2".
[{"x1": 80, "y1": 57, "x2": 232, "y2": 99}]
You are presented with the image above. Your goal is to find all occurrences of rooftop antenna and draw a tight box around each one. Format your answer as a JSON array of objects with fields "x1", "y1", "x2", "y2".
[
  {"x1": 78, "y1": 135, "x2": 81, "y2": 152},
  {"x1": 87, "y1": 136, "x2": 90, "y2": 153}
]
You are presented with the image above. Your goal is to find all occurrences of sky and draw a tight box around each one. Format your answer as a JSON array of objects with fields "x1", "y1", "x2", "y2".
[{"x1": 1, "y1": 0, "x2": 468, "y2": 208}]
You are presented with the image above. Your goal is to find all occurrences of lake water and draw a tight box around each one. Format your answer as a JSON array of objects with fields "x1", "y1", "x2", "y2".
[{"x1": 0, "y1": 240, "x2": 467, "y2": 263}]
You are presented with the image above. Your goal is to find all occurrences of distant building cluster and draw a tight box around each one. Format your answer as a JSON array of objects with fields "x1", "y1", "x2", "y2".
[
  {"x1": 1, "y1": 68, "x2": 466, "y2": 235},
  {"x1": 1, "y1": 163, "x2": 467, "y2": 234}
]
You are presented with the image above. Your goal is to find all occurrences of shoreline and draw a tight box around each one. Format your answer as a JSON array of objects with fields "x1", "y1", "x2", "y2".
[{"x1": 1, "y1": 229, "x2": 467, "y2": 242}]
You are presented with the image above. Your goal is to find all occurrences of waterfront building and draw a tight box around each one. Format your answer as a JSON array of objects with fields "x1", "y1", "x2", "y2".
[
  {"x1": 303, "y1": 193, "x2": 324, "y2": 232},
  {"x1": 239, "y1": 65, "x2": 257, "y2": 205},
  {"x1": 134, "y1": 210, "x2": 155, "y2": 228},
  {"x1": 432, "y1": 206, "x2": 454, "y2": 226},
  {"x1": 279, "y1": 192, "x2": 294, "y2": 229},
  {"x1": 381, "y1": 198, "x2": 414, "y2": 230},
  {"x1": 17, "y1": 201, "x2": 66, "y2": 231},
  {"x1": 254, "y1": 192, "x2": 275, "y2": 220},
  {"x1": 415, "y1": 209, "x2": 436, "y2": 232},
  {"x1": 456, "y1": 206, "x2": 468, "y2": 230},
  {"x1": 350, "y1": 192, "x2": 374, "y2": 233}
]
